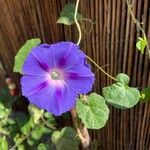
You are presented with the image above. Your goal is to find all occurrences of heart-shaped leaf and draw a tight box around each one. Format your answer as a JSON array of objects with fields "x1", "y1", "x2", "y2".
[
  {"x1": 13, "y1": 38, "x2": 41, "y2": 74},
  {"x1": 116, "y1": 73, "x2": 129, "y2": 85},
  {"x1": 51, "y1": 127, "x2": 79, "y2": 150},
  {"x1": 57, "y1": 3, "x2": 83, "y2": 25},
  {"x1": 102, "y1": 73, "x2": 140, "y2": 109},
  {"x1": 76, "y1": 93, "x2": 109, "y2": 129}
]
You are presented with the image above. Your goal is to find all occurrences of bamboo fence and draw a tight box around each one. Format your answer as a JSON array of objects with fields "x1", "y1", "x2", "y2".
[{"x1": 0, "y1": 0, "x2": 149, "y2": 149}]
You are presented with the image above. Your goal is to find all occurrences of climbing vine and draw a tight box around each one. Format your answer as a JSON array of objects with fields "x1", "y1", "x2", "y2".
[{"x1": 0, "y1": 0, "x2": 149, "y2": 150}]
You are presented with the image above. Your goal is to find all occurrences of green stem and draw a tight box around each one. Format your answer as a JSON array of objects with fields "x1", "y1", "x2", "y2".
[
  {"x1": 80, "y1": 18, "x2": 95, "y2": 35},
  {"x1": 74, "y1": 0, "x2": 81, "y2": 45},
  {"x1": 81, "y1": 18, "x2": 95, "y2": 24},
  {"x1": 74, "y1": 0, "x2": 117, "y2": 81},
  {"x1": 41, "y1": 116, "x2": 57, "y2": 130},
  {"x1": 86, "y1": 55, "x2": 117, "y2": 81},
  {"x1": 126, "y1": 0, "x2": 150, "y2": 58}
]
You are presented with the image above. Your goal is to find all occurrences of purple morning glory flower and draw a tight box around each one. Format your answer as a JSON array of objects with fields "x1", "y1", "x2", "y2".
[{"x1": 21, "y1": 42, "x2": 95, "y2": 116}]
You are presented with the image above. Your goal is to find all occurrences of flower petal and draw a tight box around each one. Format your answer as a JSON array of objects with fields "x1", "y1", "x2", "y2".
[
  {"x1": 52, "y1": 85, "x2": 77, "y2": 115},
  {"x1": 22, "y1": 49, "x2": 50, "y2": 76},
  {"x1": 21, "y1": 76, "x2": 49, "y2": 96},
  {"x1": 64, "y1": 65, "x2": 95, "y2": 94},
  {"x1": 22, "y1": 42, "x2": 86, "y2": 76},
  {"x1": 21, "y1": 41, "x2": 95, "y2": 116},
  {"x1": 49, "y1": 42, "x2": 86, "y2": 69},
  {"x1": 21, "y1": 76, "x2": 77, "y2": 116},
  {"x1": 29, "y1": 44, "x2": 54, "y2": 68}
]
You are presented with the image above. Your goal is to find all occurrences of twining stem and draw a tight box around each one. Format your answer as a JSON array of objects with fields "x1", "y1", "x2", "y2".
[
  {"x1": 81, "y1": 18, "x2": 95, "y2": 25},
  {"x1": 74, "y1": 0, "x2": 117, "y2": 147},
  {"x1": 126, "y1": 0, "x2": 150, "y2": 58},
  {"x1": 80, "y1": 18, "x2": 95, "y2": 35},
  {"x1": 86, "y1": 55, "x2": 117, "y2": 81},
  {"x1": 41, "y1": 116, "x2": 57, "y2": 130},
  {"x1": 74, "y1": 0, "x2": 117, "y2": 81},
  {"x1": 74, "y1": 0, "x2": 81, "y2": 45}
]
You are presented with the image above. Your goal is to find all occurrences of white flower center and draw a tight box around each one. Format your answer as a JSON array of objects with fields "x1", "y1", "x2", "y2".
[{"x1": 51, "y1": 71, "x2": 60, "y2": 80}]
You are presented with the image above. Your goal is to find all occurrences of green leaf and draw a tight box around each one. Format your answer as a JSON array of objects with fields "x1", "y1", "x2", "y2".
[
  {"x1": 51, "y1": 127, "x2": 79, "y2": 150},
  {"x1": 0, "y1": 103, "x2": 5, "y2": 110},
  {"x1": 136, "y1": 37, "x2": 147, "y2": 54},
  {"x1": 7, "y1": 118, "x2": 16, "y2": 125},
  {"x1": 13, "y1": 134, "x2": 23, "y2": 145},
  {"x1": 38, "y1": 143, "x2": 49, "y2": 150},
  {"x1": 13, "y1": 38, "x2": 41, "y2": 74},
  {"x1": 31, "y1": 126, "x2": 43, "y2": 140},
  {"x1": 21, "y1": 120, "x2": 32, "y2": 135},
  {"x1": 140, "y1": 87, "x2": 150, "y2": 102},
  {"x1": 27, "y1": 138, "x2": 35, "y2": 146},
  {"x1": 37, "y1": 142, "x2": 51, "y2": 150},
  {"x1": 0, "y1": 110, "x2": 7, "y2": 119},
  {"x1": 116, "y1": 73, "x2": 129, "y2": 85},
  {"x1": 18, "y1": 144, "x2": 25, "y2": 150},
  {"x1": 0, "y1": 136, "x2": 8, "y2": 150},
  {"x1": 0, "y1": 127, "x2": 9, "y2": 135},
  {"x1": 102, "y1": 73, "x2": 140, "y2": 109},
  {"x1": 76, "y1": 93, "x2": 109, "y2": 129},
  {"x1": 44, "y1": 112, "x2": 56, "y2": 127},
  {"x1": 29, "y1": 104, "x2": 44, "y2": 124},
  {"x1": 57, "y1": 3, "x2": 83, "y2": 25}
]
